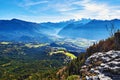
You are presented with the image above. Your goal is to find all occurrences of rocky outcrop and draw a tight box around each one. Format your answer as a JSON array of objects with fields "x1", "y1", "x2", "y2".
[{"x1": 80, "y1": 50, "x2": 120, "y2": 80}]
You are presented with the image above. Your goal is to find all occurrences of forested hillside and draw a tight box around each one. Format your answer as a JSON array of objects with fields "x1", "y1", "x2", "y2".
[{"x1": 58, "y1": 30, "x2": 120, "y2": 80}]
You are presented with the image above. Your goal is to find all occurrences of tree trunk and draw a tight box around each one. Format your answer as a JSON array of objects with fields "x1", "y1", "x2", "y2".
[{"x1": 115, "y1": 31, "x2": 120, "y2": 50}]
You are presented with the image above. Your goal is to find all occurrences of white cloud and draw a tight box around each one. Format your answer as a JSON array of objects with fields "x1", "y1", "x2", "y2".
[
  {"x1": 17, "y1": 0, "x2": 120, "y2": 22},
  {"x1": 25, "y1": 1, "x2": 48, "y2": 6},
  {"x1": 60, "y1": 0, "x2": 120, "y2": 20},
  {"x1": 19, "y1": 0, "x2": 48, "y2": 7}
]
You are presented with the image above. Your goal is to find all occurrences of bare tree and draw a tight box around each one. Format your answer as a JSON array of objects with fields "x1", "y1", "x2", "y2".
[{"x1": 106, "y1": 21, "x2": 116, "y2": 37}]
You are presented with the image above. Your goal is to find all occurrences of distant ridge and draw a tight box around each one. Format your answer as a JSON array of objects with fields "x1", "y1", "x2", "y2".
[{"x1": 0, "y1": 18, "x2": 120, "y2": 42}]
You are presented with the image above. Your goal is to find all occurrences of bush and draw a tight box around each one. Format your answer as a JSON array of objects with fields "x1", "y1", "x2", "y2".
[{"x1": 67, "y1": 75, "x2": 79, "y2": 80}]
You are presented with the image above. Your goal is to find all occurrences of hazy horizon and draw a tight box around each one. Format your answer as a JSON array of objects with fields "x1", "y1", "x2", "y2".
[{"x1": 1, "y1": 18, "x2": 120, "y2": 24}]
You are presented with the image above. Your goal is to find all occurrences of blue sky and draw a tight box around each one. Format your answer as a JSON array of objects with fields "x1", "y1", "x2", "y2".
[{"x1": 0, "y1": 0, "x2": 120, "y2": 22}]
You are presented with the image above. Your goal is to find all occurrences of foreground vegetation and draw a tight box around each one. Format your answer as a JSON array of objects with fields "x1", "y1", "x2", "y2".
[
  {"x1": 0, "y1": 42, "x2": 70, "y2": 80},
  {"x1": 58, "y1": 30, "x2": 120, "y2": 80},
  {"x1": 0, "y1": 30, "x2": 119, "y2": 80}
]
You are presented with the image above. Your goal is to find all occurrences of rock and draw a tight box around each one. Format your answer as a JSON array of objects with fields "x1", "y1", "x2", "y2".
[
  {"x1": 86, "y1": 76, "x2": 91, "y2": 80},
  {"x1": 98, "y1": 74, "x2": 112, "y2": 80},
  {"x1": 90, "y1": 68, "x2": 94, "y2": 73},
  {"x1": 94, "y1": 70, "x2": 100, "y2": 74},
  {"x1": 92, "y1": 76, "x2": 99, "y2": 80},
  {"x1": 83, "y1": 50, "x2": 120, "y2": 80}
]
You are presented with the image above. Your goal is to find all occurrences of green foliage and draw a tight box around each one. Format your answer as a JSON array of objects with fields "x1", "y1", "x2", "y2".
[
  {"x1": 87, "y1": 30, "x2": 120, "y2": 56},
  {"x1": 1, "y1": 31, "x2": 119, "y2": 80},
  {"x1": 0, "y1": 42, "x2": 67, "y2": 80},
  {"x1": 62, "y1": 31, "x2": 120, "y2": 79},
  {"x1": 67, "y1": 53, "x2": 85, "y2": 75},
  {"x1": 50, "y1": 50, "x2": 76, "y2": 60},
  {"x1": 67, "y1": 75, "x2": 79, "y2": 80},
  {"x1": 86, "y1": 36, "x2": 115, "y2": 56}
]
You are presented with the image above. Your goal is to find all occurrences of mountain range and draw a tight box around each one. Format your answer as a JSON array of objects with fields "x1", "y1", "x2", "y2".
[
  {"x1": 0, "y1": 18, "x2": 120, "y2": 43},
  {"x1": 58, "y1": 19, "x2": 120, "y2": 40}
]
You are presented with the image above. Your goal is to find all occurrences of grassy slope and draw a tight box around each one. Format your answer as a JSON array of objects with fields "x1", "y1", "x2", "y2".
[
  {"x1": 25, "y1": 43, "x2": 49, "y2": 48},
  {"x1": 50, "y1": 51, "x2": 76, "y2": 60}
]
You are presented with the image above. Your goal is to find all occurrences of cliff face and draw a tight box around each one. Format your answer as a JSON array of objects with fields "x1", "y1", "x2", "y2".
[{"x1": 80, "y1": 50, "x2": 120, "y2": 80}]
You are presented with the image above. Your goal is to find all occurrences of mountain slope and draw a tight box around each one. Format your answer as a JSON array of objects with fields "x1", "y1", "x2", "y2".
[
  {"x1": 0, "y1": 18, "x2": 92, "y2": 42},
  {"x1": 0, "y1": 18, "x2": 120, "y2": 42},
  {"x1": 58, "y1": 19, "x2": 120, "y2": 40},
  {"x1": 0, "y1": 19, "x2": 52, "y2": 42}
]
